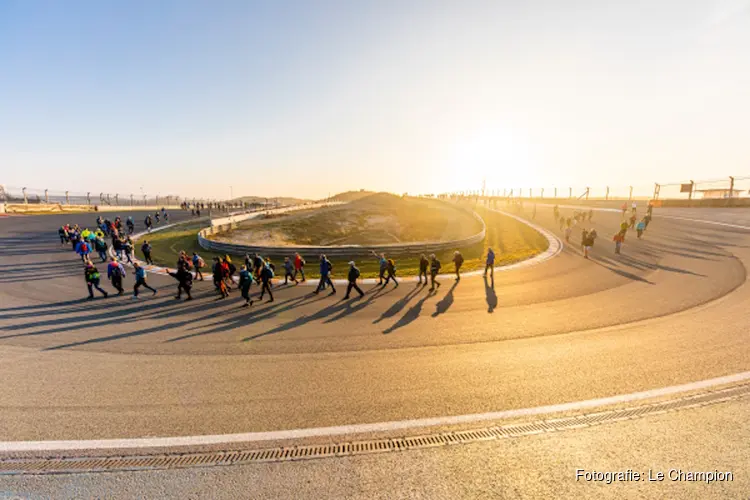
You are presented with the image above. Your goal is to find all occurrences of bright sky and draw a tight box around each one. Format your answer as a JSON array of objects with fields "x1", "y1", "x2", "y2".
[{"x1": 1, "y1": 0, "x2": 749, "y2": 200}]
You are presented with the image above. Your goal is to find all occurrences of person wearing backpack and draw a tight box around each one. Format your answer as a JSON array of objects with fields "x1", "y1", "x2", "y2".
[
  {"x1": 75, "y1": 239, "x2": 91, "y2": 262},
  {"x1": 123, "y1": 237, "x2": 134, "y2": 264},
  {"x1": 259, "y1": 262, "x2": 275, "y2": 302},
  {"x1": 84, "y1": 260, "x2": 108, "y2": 299},
  {"x1": 223, "y1": 255, "x2": 236, "y2": 290},
  {"x1": 283, "y1": 257, "x2": 298, "y2": 285},
  {"x1": 144, "y1": 215, "x2": 153, "y2": 232},
  {"x1": 213, "y1": 257, "x2": 229, "y2": 298},
  {"x1": 293, "y1": 252, "x2": 306, "y2": 282},
  {"x1": 418, "y1": 254, "x2": 429, "y2": 285},
  {"x1": 383, "y1": 258, "x2": 398, "y2": 287},
  {"x1": 452, "y1": 251, "x2": 464, "y2": 280},
  {"x1": 343, "y1": 261, "x2": 365, "y2": 299},
  {"x1": 314, "y1": 254, "x2": 336, "y2": 295},
  {"x1": 132, "y1": 262, "x2": 158, "y2": 298},
  {"x1": 94, "y1": 236, "x2": 108, "y2": 262},
  {"x1": 107, "y1": 257, "x2": 126, "y2": 295},
  {"x1": 429, "y1": 254, "x2": 442, "y2": 291},
  {"x1": 192, "y1": 252, "x2": 205, "y2": 281},
  {"x1": 238, "y1": 265, "x2": 254, "y2": 306}
]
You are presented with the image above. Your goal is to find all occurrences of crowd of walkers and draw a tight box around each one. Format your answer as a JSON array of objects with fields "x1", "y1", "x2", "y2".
[{"x1": 552, "y1": 202, "x2": 654, "y2": 258}]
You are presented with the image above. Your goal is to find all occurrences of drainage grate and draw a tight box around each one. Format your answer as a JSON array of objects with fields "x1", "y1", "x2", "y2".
[{"x1": 1, "y1": 383, "x2": 748, "y2": 475}]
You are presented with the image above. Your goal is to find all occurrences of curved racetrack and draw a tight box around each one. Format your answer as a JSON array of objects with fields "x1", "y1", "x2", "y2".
[{"x1": 0, "y1": 206, "x2": 748, "y2": 443}]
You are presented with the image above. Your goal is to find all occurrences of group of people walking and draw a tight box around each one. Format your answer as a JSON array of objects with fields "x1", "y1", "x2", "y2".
[{"x1": 552, "y1": 202, "x2": 654, "y2": 258}]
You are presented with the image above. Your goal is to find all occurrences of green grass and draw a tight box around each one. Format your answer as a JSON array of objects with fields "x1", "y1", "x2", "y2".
[
  {"x1": 215, "y1": 193, "x2": 483, "y2": 246},
  {"x1": 140, "y1": 204, "x2": 549, "y2": 278}
]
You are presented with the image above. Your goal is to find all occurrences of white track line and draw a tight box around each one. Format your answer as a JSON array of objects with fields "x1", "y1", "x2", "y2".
[
  {"x1": 121, "y1": 209, "x2": 563, "y2": 286},
  {"x1": 1, "y1": 371, "x2": 748, "y2": 452}
]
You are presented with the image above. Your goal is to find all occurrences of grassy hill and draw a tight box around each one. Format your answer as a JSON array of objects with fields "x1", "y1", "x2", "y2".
[
  {"x1": 218, "y1": 193, "x2": 482, "y2": 246},
  {"x1": 229, "y1": 195, "x2": 309, "y2": 207}
]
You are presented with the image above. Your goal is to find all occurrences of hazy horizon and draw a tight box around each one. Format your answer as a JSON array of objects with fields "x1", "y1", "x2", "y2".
[{"x1": 2, "y1": 0, "x2": 749, "y2": 200}]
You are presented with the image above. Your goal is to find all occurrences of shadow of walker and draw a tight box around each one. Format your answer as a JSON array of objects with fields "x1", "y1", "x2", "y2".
[
  {"x1": 432, "y1": 281, "x2": 458, "y2": 317},
  {"x1": 484, "y1": 275, "x2": 497, "y2": 313}
]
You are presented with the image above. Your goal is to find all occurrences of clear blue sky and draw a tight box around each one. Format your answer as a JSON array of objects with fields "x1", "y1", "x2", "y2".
[{"x1": 1, "y1": 0, "x2": 749, "y2": 200}]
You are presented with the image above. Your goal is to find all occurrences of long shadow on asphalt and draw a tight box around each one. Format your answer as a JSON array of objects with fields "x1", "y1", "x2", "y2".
[
  {"x1": 590, "y1": 257, "x2": 655, "y2": 285},
  {"x1": 372, "y1": 285, "x2": 422, "y2": 324},
  {"x1": 432, "y1": 281, "x2": 459, "y2": 317},
  {"x1": 615, "y1": 254, "x2": 707, "y2": 277},
  {"x1": 484, "y1": 276, "x2": 497, "y2": 313},
  {"x1": 382, "y1": 291, "x2": 436, "y2": 334}
]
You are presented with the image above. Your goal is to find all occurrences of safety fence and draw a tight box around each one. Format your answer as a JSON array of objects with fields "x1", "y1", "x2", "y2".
[
  {"x1": 438, "y1": 175, "x2": 750, "y2": 208},
  {"x1": 198, "y1": 203, "x2": 487, "y2": 258}
]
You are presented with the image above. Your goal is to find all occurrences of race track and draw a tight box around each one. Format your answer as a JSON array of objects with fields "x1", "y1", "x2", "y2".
[{"x1": 0, "y1": 206, "x2": 748, "y2": 445}]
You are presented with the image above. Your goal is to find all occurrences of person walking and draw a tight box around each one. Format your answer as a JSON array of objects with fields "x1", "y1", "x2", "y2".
[
  {"x1": 144, "y1": 214, "x2": 153, "y2": 232},
  {"x1": 140, "y1": 240, "x2": 154, "y2": 265},
  {"x1": 582, "y1": 231, "x2": 595, "y2": 259},
  {"x1": 84, "y1": 260, "x2": 108, "y2": 299},
  {"x1": 75, "y1": 239, "x2": 91, "y2": 262},
  {"x1": 58, "y1": 226, "x2": 68, "y2": 245},
  {"x1": 223, "y1": 255, "x2": 235, "y2": 290},
  {"x1": 621, "y1": 202, "x2": 627, "y2": 217},
  {"x1": 238, "y1": 265, "x2": 254, "y2": 306},
  {"x1": 418, "y1": 254, "x2": 429, "y2": 285},
  {"x1": 613, "y1": 231, "x2": 625, "y2": 255},
  {"x1": 629, "y1": 212, "x2": 637, "y2": 229},
  {"x1": 107, "y1": 257, "x2": 126, "y2": 295},
  {"x1": 123, "y1": 237, "x2": 134, "y2": 264},
  {"x1": 484, "y1": 248, "x2": 495, "y2": 278},
  {"x1": 168, "y1": 266, "x2": 193, "y2": 300},
  {"x1": 372, "y1": 251, "x2": 388, "y2": 285},
  {"x1": 132, "y1": 262, "x2": 157, "y2": 298},
  {"x1": 213, "y1": 257, "x2": 229, "y2": 298},
  {"x1": 452, "y1": 251, "x2": 464, "y2": 281},
  {"x1": 581, "y1": 229, "x2": 589, "y2": 251},
  {"x1": 283, "y1": 257, "x2": 298, "y2": 285},
  {"x1": 384, "y1": 258, "x2": 399, "y2": 287},
  {"x1": 94, "y1": 236, "x2": 108, "y2": 262},
  {"x1": 113, "y1": 237, "x2": 124, "y2": 261},
  {"x1": 258, "y1": 262, "x2": 275, "y2": 302},
  {"x1": 314, "y1": 254, "x2": 336, "y2": 295},
  {"x1": 192, "y1": 252, "x2": 205, "y2": 280},
  {"x1": 343, "y1": 261, "x2": 365, "y2": 299},
  {"x1": 636, "y1": 219, "x2": 646, "y2": 239},
  {"x1": 293, "y1": 252, "x2": 306, "y2": 282},
  {"x1": 126, "y1": 216, "x2": 135, "y2": 235},
  {"x1": 429, "y1": 254, "x2": 442, "y2": 291}
]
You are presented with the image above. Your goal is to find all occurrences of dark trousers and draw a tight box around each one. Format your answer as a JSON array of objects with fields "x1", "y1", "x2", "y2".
[
  {"x1": 316, "y1": 275, "x2": 335, "y2": 293},
  {"x1": 241, "y1": 286, "x2": 252, "y2": 302},
  {"x1": 87, "y1": 279, "x2": 107, "y2": 297},
  {"x1": 418, "y1": 268, "x2": 428, "y2": 282},
  {"x1": 134, "y1": 279, "x2": 156, "y2": 296},
  {"x1": 98, "y1": 250, "x2": 107, "y2": 262},
  {"x1": 430, "y1": 271, "x2": 439, "y2": 289},
  {"x1": 124, "y1": 251, "x2": 133, "y2": 264},
  {"x1": 345, "y1": 282, "x2": 364, "y2": 298},
  {"x1": 111, "y1": 276, "x2": 124, "y2": 293},
  {"x1": 384, "y1": 270, "x2": 398, "y2": 286},
  {"x1": 378, "y1": 269, "x2": 386, "y2": 284},
  {"x1": 194, "y1": 267, "x2": 203, "y2": 280},
  {"x1": 455, "y1": 264, "x2": 462, "y2": 279},
  {"x1": 177, "y1": 283, "x2": 192, "y2": 298},
  {"x1": 260, "y1": 281, "x2": 273, "y2": 300},
  {"x1": 294, "y1": 268, "x2": 305, "y2": 281},
  {"x1": 143, "y1": 251, "x2": 154, "y2": 265},
  {"x1": 284, "y1": 272, "x2": 296, "y2": 284},
  {"x1": 484, "y1": 262, "x2": 494, "y2": 277}
]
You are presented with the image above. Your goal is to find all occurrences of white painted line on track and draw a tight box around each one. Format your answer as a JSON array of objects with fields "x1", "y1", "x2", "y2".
[
  {"x1": 1, "y1": 371, "x2": 748, "y2": 452},
  {"x1": 119, "y1": 209, "x2": 563, "y2": 286}
]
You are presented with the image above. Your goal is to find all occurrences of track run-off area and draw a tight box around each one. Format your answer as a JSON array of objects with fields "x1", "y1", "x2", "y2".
[{"x1": 0, "y1": 204, "x2": 748, "y2": 456}]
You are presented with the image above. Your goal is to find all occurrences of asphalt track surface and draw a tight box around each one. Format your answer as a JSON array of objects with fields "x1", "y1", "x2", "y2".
[{"x1": 0, "y1": 206, "x2": 749, "y2": 447}]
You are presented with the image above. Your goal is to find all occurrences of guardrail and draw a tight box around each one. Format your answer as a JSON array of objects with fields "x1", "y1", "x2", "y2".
[{"x1": 198, "y1": 203, "x2": 487, "y2": 258}]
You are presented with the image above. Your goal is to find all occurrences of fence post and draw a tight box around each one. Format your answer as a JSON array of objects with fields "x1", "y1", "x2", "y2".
[
  {"x1": 629, "y1": 186, "x2": 633, "y2": 201},
  {"x1": 554, "y1": 187, "x2": 557, "y2": 198},
  {"x1": 728, "y1": 176, "x2": 735, "y2": 206},
  {"x1": 130, "y1": 194, "x2": 134, "y2": 206},
  {"x1": 44, "y1": 189, "x2": 49, "y2": 204},
  {"x1": 143, "y1": 194, "x2": 147, "y2": 206},
  {"x1": 569, "y1": 187, "x2": 572, "y2": 199},
  {"x1": 114, "y1": 194, "x2": 118, "y2": 206},
  {"x1": 688, "y1": 181, "x2": 694, "y2": 206},
  {"x1": 22, "y1": 187, "x2": 28, "y2": 204},
  {"x1": 65, "y1": 191, "x2": 70, "y2": 205},
  {"x1": 653, "y1": 183, "x2": 660, "y2": 200},
  {"x1": 87, "y1": 192, "x2": 91, "y2": 205},
  {"x1": 586, "y1": 187, "x2": 590, "y2": 200},
  {"x1": 100, "y1": 193, "x2": 104, "y2": 205},
  {"x1": 605, "y1": 186, "x2": 609, "y2": 200},
  {"x1": 541, "y1": 188, "x2": 544, "y2": 199},
  {"x1": 107, "y1": 193, "x2": 111, "y2": 204},
  {"x1": 156, "y1": 195, "x2": 159, "y2": 206}
]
